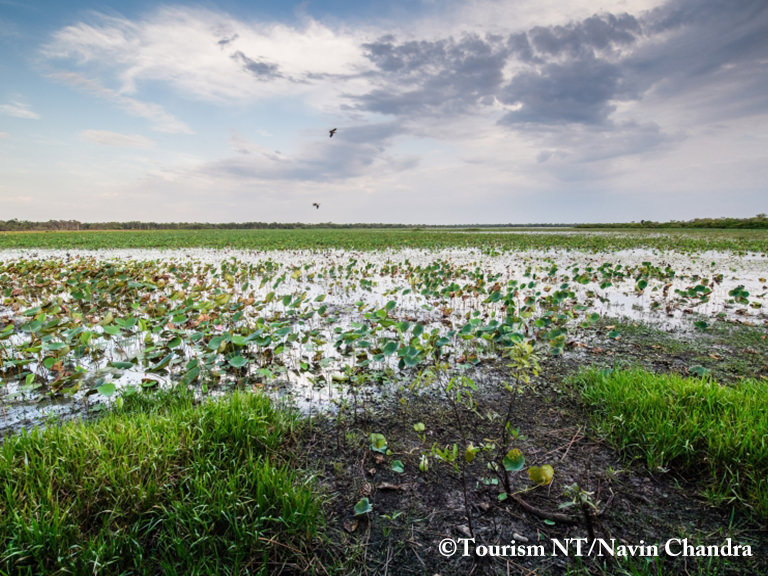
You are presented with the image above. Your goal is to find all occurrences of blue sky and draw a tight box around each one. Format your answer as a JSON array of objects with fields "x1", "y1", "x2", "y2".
[{"x1": 1, "y1": 0, "x2": 767, "y2": 224}]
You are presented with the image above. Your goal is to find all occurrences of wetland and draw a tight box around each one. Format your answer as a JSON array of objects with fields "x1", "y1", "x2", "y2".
[{"x1": 1, "y1": 228, "x2": 767, "y2": 575}]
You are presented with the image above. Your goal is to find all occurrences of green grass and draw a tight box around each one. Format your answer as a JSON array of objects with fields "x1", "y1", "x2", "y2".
[
  {"x1": 0, "y1": 389, "x2": 323, "y2": 575},
  {"x1": 576, "y1": 368, "x2": 768, "y2": 517},
  {"x1": 0, "y1": 227, "x2": 767, "y2": 252}
]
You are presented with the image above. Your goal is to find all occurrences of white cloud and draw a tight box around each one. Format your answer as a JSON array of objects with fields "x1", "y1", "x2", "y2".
[
  {"x1": 81, "y1": 129, "x2": 155, "y2": 148},
  {"x1": 0, "y1": 100, "x2": 40, "y2": 119},
  {"x1": 41, "y1": 7, "x2": 373, "y2": 108},
  {"x1": 47, "y1": 71, "x2": 193, "y2": 134}
]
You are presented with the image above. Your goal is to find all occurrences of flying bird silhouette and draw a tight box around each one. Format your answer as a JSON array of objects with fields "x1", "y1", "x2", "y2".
[
  {"x1": 329, "y1": 128, "x2": 337, "y2": 138},
  {"x1": 312, "y1": 202, "x2": 320, "y2": 209}
]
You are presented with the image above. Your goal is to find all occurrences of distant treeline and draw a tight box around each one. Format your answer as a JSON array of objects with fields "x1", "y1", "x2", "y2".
[
  {"x1": 0, "y1": 220, "x2": 571, "y2": 232},
  {"x1": 575, "y1": 214, "x2": 768, "y2": 230},
  {"x1": 1, "y1": 216, "x2": 766, "y2": 231}
]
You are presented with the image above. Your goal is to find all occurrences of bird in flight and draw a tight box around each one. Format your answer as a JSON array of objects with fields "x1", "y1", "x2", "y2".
[
  {"x1": 312, "y1": 202, "x2": 320, "y2": 209},
  {"x1": 329, "y1": 128, "x2": 337, "y2": 138}
]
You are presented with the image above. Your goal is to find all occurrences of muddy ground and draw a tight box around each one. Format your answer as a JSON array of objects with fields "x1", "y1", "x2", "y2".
[{"x1": 300, "y1": 319, "x2": 768, "y2": 575}]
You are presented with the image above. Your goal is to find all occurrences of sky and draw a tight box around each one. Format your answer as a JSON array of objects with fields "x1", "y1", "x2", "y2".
[{"x1": 1, "y1": 0, "x2": 767, "y2": 224}]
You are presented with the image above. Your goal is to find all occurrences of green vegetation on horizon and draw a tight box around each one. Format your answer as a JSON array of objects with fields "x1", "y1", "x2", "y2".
[
  {"x1": 2, "y1": 214, "x2": 767, "y2": 232},
  {"x1": 0, "y1": 390, "x2": 322, "y2": 575},
  {"x1": 576, "y1": 213, "x2": 768, "y2": 230},
  {"x1": 1, "y1": 227, "x2": 767, "y2": 252},
  {"x1": 577, "y1": 368, "x2": 768, "y2": 518}
]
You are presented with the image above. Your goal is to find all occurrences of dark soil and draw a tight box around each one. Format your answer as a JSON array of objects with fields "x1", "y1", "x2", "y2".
[{"x1": 300, "y1": 321, "x2": 768, "y2": 575}]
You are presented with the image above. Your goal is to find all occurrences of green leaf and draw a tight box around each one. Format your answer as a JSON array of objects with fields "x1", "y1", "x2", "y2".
[
  {"x1": 109, "y1": 361, "x2": 134, "y2": 369},
  {"x1": 231, "y1": 335, "x2": 248, "y2": 346},
  {"x1": 353, "y1": 497, "x2": 372, "y2": 516},
  {"x1": 97, "y1": 382, "x2": 117, "y2": 397},
  {"x1": 370, "y1": 433, "x2": 388, "y2": 454},
  {"x1": 503, "y1": 449, "x2": 525, "y2": 472},
  {"x1": 228, "y1": 355, "x2": 248, "y2": 369},
  {"x1": 391, "y1": 460, "x2": 404, "y2": 474},
  {"x1": 689, "y1": 365, "x2": 710, "y2": 378},
  {"x1": 102, "y1": 325, "x2": 121, "y2": 336},
  {"x1": 382, "y1": 340, "x2": 399, "y2": 355},
  {"x1": 413, "y1": 422, "x2": 426, "y2": 433},
  {"x1": 180, "y1": 365, "x2": 200, "y2": 386},
  {"x1": 528, "y1": 464, "x2": 554, "y2": 485},
  {"x1": 149, "y1": 353, "x2": 173, "y2": 372}
]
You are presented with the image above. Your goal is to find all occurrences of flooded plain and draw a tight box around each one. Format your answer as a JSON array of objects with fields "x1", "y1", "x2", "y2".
[{"x1": 1, "y1": 246, "x2": 766, "y2": 437}]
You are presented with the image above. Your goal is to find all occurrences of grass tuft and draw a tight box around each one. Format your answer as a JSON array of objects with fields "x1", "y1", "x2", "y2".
[
  {"x1": 576, "y1": 367, "x2": 768, "y2": 517},
  {"x1": 0, "y1": 389, "x2": 322, "y2": 575}
]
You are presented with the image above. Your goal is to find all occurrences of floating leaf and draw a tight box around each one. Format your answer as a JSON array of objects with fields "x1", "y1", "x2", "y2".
[
  {"x1": 382, "y1": 340, "x2": 398, "y2": 355},
  {"x1": 149, "y1": 353, "x2": 173, "y2": 372},
  {"x1": 228, "y1": 355, "x2": 248, "y2": 369},
  {"x1": 528, "y1": 464, "x2": 554, "y2": 486},
  {"x1": 180, "y1": 365, "x2": 200, "y2": 386},
  {"x1": 231, "y1": 335, "x2": 248, "y2": 346},
  {"x1": 96, "y1": 382, "x2": 117, "y2": 397}
]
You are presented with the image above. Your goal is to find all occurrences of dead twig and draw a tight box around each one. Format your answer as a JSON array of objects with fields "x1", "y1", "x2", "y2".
[{"x1": 509, "y1": 494, "x2": 579, "y2": 525}]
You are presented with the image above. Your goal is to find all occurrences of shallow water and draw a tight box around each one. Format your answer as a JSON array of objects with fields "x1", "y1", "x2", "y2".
[{"x1": 1, "y1": 247, "x2": 765, "y2": 437}]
